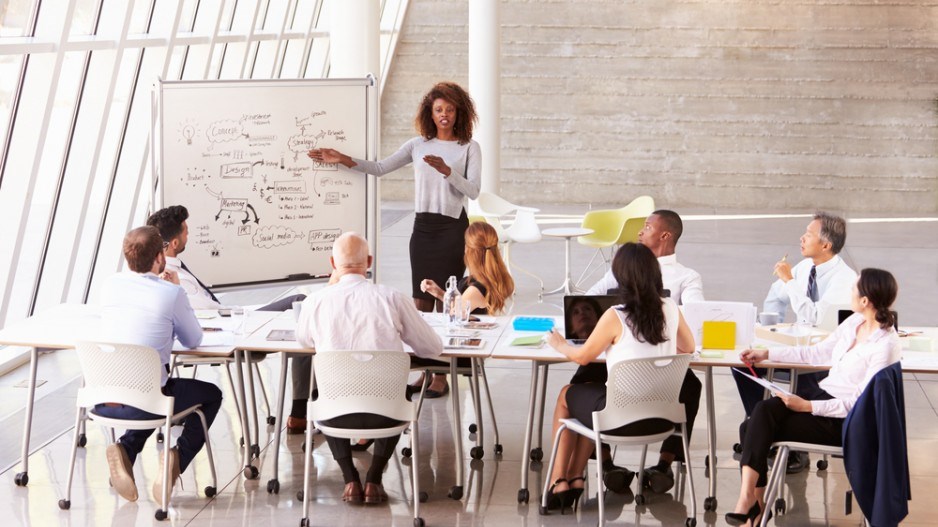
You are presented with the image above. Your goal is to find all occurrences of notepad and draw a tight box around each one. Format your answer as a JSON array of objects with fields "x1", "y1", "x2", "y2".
[
  {"x1": 266, "y1": 329, "x2": 296, "y2": 341},
  {"x1": 510, "y1": 335, "x2": 545, "y2": 347},
  {"x1": 702, "y1": 320, "x2": 736, "y2": 349}
]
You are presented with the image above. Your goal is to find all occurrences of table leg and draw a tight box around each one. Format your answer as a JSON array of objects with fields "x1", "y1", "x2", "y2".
[
  {"x1": 266, "y1": 352, "x2": 289, "y2": 494},
  {"x1": 13, "y1": 347, "x2": 39, "y2": 487},
  {"x1": 449, "y1": 358, "x2": 464, "y2": 500},
  {"x1": 469, "y1": 358, "x2": 484, "y2": 460},
  {"x1": 244, "y1": 351, "x2": 261, "y2": 460},
  {"x1": 546, "y1": 236, "x2": 585, "y2": 295},
  {"x1": 704, "y1": 366, "x2": 718, "y2": 511},
  {"x1": 232, "y1": 349, "x2": 257, "y2": 479},
  {"x1": 518, "y1": 360, "x2": 540, "y2": 503},
  {"x1": 535, "y1": 363, "x2": 550, "y2": 453}
]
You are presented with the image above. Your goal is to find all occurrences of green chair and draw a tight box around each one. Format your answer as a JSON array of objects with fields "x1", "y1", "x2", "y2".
[{"x1": 575, "y1": 196, "x2": 655, "y2": 285}]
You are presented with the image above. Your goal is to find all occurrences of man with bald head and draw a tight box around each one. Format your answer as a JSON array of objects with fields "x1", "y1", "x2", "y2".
[{"x1": 295, "y1": 232, "x2": 442, "y2": 504}]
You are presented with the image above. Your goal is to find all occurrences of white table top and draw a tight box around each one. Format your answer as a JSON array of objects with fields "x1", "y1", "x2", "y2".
[{"x1": 542, "y1": 227, "x2": 594, "y2": 238}]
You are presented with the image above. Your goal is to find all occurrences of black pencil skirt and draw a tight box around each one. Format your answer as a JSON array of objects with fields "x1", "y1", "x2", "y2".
[{"x1": 410, "y1": 209, "x2": 468, "y2": 301}]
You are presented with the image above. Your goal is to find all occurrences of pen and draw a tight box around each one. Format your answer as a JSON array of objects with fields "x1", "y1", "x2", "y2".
[
  {"x1": 772, "y1": 253, "x2": 788, "y2": 277},
  {"x1": 203, "y1": 327, "x2": 223, "y2": 332},
  {"x1": 746, "y1": 360, "x2": 760, "y2": 379}
]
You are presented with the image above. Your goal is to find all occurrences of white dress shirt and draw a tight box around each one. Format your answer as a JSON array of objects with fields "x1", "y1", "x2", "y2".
[
  {"x1": 763, "y1": 255, "x2": 857, "y2": 325},
  {"x1": 99, "y1": 271, "x2": 203, "y2": 385},
  {"x1": 296, "y1": 273, "x2": 442, "y2": 358},
  {"x1": 164, "y1": 256, "x2": 221, "y2": 310},
  {"x1": 586, "y1": 253, "x2": 705, "y2": 305},
  {"x1": 769, "y1": 313, "x2": 900, "y2": 419}
]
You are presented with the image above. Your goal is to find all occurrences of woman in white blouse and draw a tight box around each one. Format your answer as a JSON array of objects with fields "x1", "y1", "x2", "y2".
[
  {"x1": 542, "y1": 243, "x2": 695, "y2": 513},
  {"x1": 727, "y1": 268, "x2": 901, "y2": 526}
]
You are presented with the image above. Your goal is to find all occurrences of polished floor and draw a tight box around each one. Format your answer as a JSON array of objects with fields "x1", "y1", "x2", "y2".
[{"x1": 1, "y1": 202, "x2": 936, "y2": 526}]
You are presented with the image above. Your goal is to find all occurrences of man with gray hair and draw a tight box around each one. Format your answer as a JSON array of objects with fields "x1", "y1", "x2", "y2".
[
  {"x1": 763, "y1": 211, "x2": 856, "y2": 325},
  {"x1": 295, "y1": 232, "x2": 442, "y2": 504}
]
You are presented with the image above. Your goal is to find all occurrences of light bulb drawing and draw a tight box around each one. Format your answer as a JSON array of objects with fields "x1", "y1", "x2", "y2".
[{"x1": 182, "y1": 125, "x2": 196, "y2": 145}]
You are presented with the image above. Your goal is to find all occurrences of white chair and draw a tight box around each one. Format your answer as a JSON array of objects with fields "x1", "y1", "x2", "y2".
[
  {"x1": 60, "y1": 342, "x2": 218, "y2": 521},
  {"x1": 299, "y1": 351, "x2": 424, "y2": 527},
  {"x1": 759, "y1": 442, "x2": 843, "y2": 526},
  {"x1": 541, "y1": 354, "x2": 697, "y2": 526},
  {"x1": 472, "y1": 192, "x2": 544, "y2": 294}
]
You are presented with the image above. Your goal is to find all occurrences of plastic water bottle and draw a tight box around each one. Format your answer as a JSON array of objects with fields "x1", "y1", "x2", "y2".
[{"x1": 442, "y1": 275, "x2": 461, "y2": 327}]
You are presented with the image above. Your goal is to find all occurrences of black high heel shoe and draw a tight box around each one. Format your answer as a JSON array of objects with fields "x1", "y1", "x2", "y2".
[
  {"x1": 565, "y1": 476, "x2": 586, "y2": 512},
  {"x1": 725, "y1": 502, "x2": 761, "y2": 526},
  {"x1": 540, "y1": 478, "x2": 568, "y2": 513}
]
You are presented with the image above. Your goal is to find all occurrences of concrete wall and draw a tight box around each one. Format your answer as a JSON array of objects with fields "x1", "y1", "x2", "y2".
[{"x1": 378, "y1": 0, "x2": 938, "y2": 213}]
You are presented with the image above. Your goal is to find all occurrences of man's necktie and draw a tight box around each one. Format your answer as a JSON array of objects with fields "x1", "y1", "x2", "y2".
[
  {"x1": 807, "y1": 265, "x2": 819, "y2": 302},
  {"x1": 180, "y1": 260, "x2": 220, "y2": 303}
]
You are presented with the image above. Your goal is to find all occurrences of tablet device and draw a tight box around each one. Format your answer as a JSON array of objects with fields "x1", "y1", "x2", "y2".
[
  {"x1": 444, "y1": 337, "x2": 485, "y2": 349},
  {"x1": 266, "y1": 329, "x2": 296, "y2": 341},
  {"x1": 463, "y1": 321, "x2": 498, "y2": 330}
]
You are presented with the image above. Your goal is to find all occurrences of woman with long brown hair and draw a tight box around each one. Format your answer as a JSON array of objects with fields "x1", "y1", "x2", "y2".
[{"x1": 417, "y1": 221, "x2": 515, "y2": 395}]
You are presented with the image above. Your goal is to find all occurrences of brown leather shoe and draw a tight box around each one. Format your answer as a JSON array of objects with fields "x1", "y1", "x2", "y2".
[
  {"x1": 363, "y1": 482, "x2": 388, "y2": 504},
  {"x1": 286, "y1": 416, "x2": 307, "y2": 435},
  {"x1": 342, "y1": 481, "x2": 363, "y2": 503}
]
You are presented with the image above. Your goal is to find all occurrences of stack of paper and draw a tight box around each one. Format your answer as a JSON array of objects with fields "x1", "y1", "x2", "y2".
[{"x1": 682, "y1": 301, "x2": 757, "y2": 349}]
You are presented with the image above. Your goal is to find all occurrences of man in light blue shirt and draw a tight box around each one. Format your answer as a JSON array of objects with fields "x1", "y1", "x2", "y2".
[{"x1": 95, "y1": 226, "x2": 222, "y2": 503}]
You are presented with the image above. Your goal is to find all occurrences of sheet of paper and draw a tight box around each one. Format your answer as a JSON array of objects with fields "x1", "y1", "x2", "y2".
[{"x1": 732, "y1": 368, "x2": 792, "y2": 395}]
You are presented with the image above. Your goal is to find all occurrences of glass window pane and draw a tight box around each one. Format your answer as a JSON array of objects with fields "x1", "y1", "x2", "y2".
[
  {"x1": 0, "y1": 0, "x2": 35, "y2": 37},
  {"x1": 69, "y1": 0, "x2": 101, "y2": 35},
  {"x1": 0, "y1": 54, "x2": 23, "y2": 153}
]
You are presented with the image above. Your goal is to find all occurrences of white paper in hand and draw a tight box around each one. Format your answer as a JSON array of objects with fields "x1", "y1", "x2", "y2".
[{"x1": 732, "y1": 368, "x2": 792, "y2": 396}]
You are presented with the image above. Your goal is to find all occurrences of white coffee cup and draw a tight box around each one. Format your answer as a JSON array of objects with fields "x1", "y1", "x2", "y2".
[{"x1": 759, "y1": 312, "x2": 780, "y2": 326}]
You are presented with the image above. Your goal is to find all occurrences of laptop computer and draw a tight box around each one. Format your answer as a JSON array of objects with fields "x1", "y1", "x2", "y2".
[
  {"x1": 838, "y1": 309, "x2": 898, "y2": 330},
  {"x1": 563, "y1": 295, "x2": 617, "y2": 344}
]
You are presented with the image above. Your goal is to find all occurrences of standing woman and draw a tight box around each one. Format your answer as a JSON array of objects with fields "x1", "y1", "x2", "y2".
[{"x1": 309, "y1": 81, "x2": 481, "y2": 313}]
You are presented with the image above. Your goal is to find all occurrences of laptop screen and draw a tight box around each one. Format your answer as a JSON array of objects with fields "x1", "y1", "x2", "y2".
[
  {"x1": 563, "y1": 295, "x2": 618, "y2": 341},
  {"x1": 838, "y1": 309, "x2": 898, "y2": 330}
]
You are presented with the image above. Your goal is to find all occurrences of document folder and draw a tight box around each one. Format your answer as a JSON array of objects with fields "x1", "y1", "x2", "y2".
[{"x1": 702, "y1": 320, "x2": 736, "y2": 349}]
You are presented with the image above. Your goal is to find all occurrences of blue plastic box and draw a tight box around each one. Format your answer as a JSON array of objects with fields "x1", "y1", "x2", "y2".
[{"x1": 512, "y1": 317, "x2": 555, "y2": 332}]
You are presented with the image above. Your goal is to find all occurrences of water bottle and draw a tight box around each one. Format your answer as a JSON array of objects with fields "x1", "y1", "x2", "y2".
[{"x1": 442, "y1": 275, "x2": 460, "y2": 327}]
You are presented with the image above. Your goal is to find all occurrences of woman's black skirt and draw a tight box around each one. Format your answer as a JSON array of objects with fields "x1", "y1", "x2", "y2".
[{"x1": 409, "y1": 209, "x2": 468, "y2": 300}]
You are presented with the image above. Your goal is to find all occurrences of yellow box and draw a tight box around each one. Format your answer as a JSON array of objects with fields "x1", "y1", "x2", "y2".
[{"x1": 702, "y1": 321, "x2": 736, "y2": 349}]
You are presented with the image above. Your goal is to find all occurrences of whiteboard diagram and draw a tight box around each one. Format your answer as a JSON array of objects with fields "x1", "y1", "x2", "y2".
[{"x1": 156, "y1": 78, "x2": 377, "y2": 288}]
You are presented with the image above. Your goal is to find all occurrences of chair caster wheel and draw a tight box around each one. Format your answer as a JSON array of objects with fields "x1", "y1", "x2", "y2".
[
  {"x1": 517, "y1": 488, "x2": 529, "y2": 503},
  {"x1": 470, "y1": 446, "x2": 483, "y2": 459},
  {"x1": 239, "y1": 437, "x2": 245, "y2": 447},
  {"x1": 58, "y1": 499, "x2": 71, "y2": 510},
  {"x1": 538, "y1": 505, "x2": 549, "y2": 515},
  {"x1": 817, "y1": 459, "x2": 828, "y2": 471},
  {"x1": 267, "y1": 479, "x2": 280, "y2": 494},
  {"x1": 413, "y1": 518, "x2": 425, "y2": 527},
  {"x1": 251, "y1": 444, "x2": 260, "y2": 457},
  {"x1": 685, "y1": 518, "x2": 697, "y2": 527},
  {"x1": 204, "y1": 486, "x2": 216, "y2": 498},
  {"x1": 704, "y1": 496, "x2": 717, "y2": 511},
  {"x1": 401, "y1": 447, "x2": 412, "y2": 458},
  {"x1": 77, "y1": 434, "x2": 87, "y2": 448},
  {"x1": 529, "y1": 448, "x2": 543, "y2": 462},
  {"x1": 296, "y1": 491, "x2": 304, "y2": 501},
  {"x1": 266, "y1": 416, "x2": 276, "y2": 425},
  {"x1": 448, "y1": 485, "x2": 463, "y2": 500},
  {"x1": 494, "y1": 443, "x2": 503, "y2": 455},
  {"x1": 733, "y1": 442, "x2": 742, "y2": 454},
  {"x1": 635, "y1": 494, "x2": 646, "y2": 505},
  {"x1": 775, "y1": 497, "x2": 786, "y2": 514},
  {"x1": 468, "y1": 423, "x2": 477, "y2": 433},
  {"x1": 419, "y1": 491, "x2": 428, "y2": 503},
  {"x1": 155, "y1": 509, "x2": 167, "y2": 521},
  {"x1": 156, "y1": 432, "x2": 164, "y2": 443},
  {"x1": 243, "y1": 465, "x2": 259, "y2": 479},
  {"x1": 299, "y1": 518, "x2": 310, "y2": 527},
  {"x1": 14, "y1": 472, "x2": 28, "y2": 486}
]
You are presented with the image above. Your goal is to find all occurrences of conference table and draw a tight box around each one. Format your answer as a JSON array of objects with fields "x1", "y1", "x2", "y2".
[{"x1": 489, "y1": 315, "x2": 938, "y2": 512}]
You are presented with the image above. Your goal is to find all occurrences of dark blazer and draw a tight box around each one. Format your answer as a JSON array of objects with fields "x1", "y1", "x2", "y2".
[{"x1": 842, "y1": 362, "x2": 910, "y2": 527}]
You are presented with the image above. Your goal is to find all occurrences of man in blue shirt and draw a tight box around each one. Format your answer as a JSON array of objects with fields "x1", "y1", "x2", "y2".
[{"x1": 95, "y1": 226, "x2": 222, "y2": 504}]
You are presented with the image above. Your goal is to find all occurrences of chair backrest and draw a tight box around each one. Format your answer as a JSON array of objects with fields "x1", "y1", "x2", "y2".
[
  {"x1": 475, "y1": 191, "x2": 518, "y2": 217},
  {"x1": 75, "y1": 341, "x2": 173, "y2": 416},
  {"x1": 310, "y1": 351, "x2": 414, "y2": 423},
  {"x1": 580, "y1": 208, "x2": 630, "y2": 244},
  {"x1": 505, "y1": 207, "x2": 542, "y2": 243},
  {"x1": 593, "y1": 354, "x2": 690, "y2": 432},
  {"x1": 616, "y1": 195, "x2": 656, "y2": 245}
]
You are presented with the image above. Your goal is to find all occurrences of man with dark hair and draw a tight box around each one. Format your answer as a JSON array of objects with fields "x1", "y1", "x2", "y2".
[
  {"x1": 147, "y1": 205, "x2": 309, "y2": 430},
  {"x1": 734, "y1": 211, "x2": 857, "y2": 473},
  {"x1": 580, "y1": 209, "x2": 704, "y2": 494},
  {"x1": 96, "y1": 226, "x2": 222, "y2": 504},
  {"x1": 763, "y1": 211, "x2": 855, "y2": 325},
  {"x1": 587, "y1": 209, "x2": 703, "y2": 303}
]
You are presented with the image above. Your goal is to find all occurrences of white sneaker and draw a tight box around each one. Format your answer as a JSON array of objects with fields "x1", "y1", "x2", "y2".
[
  {"x1": 106, "y1": 443, "x2": 138, "y2": 501},
  {"x1": 152, "y1": 447, "x2": 181, "y2": 506}
]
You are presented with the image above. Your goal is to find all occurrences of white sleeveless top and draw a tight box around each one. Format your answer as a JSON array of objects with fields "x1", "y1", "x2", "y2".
[{"x1": 605, "y1": 297, "x2": 680, "y2": 374}]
